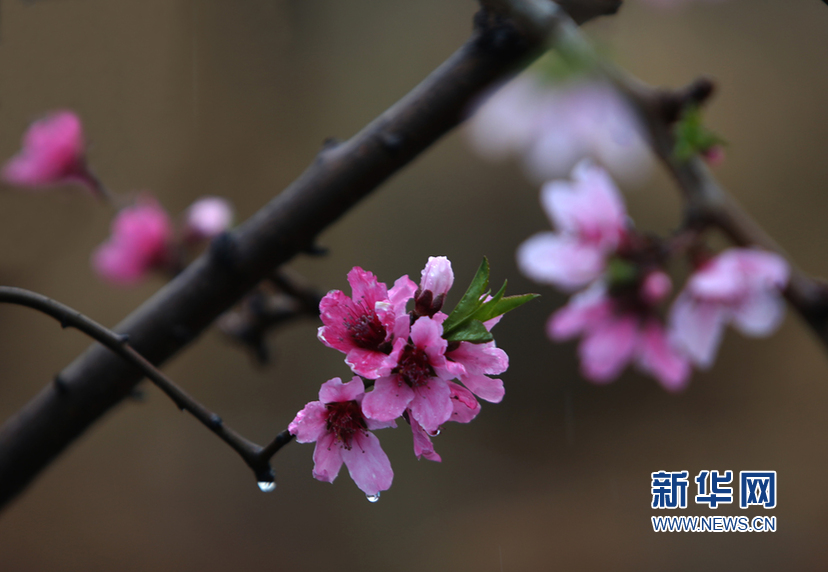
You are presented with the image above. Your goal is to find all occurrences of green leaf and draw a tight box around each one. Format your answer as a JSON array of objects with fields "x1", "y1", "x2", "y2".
[
  {"x1": 673, "y1": 105, "x2": 726, "y2": 163},
  {"x1": 472, "y1": 292, "x2": 540, "y2": 324},
  {"x1": 442, "y1": 257, "x2": 490, "y2": 335},
  {"x1": 443, "y1": 320, "x2": 493, "y2": 344}
]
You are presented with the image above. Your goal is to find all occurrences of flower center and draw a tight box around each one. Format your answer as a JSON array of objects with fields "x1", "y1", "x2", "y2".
[
  {"x1": 326, "y1": 400, "x2": 367, "y2": 448},
  {"x1": 346, "y1": 303, "x2": 388, "y2": 351},
  {"x1": 395, "y1": 344, "x2": 435, "y2": 388}
]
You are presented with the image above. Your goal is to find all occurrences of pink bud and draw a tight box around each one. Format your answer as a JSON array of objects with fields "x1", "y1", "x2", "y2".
[
  {"x1": 92, "y1": 196, "x2": 173, "y2": 286},
  {"x1": 182, "y1": 196, "x2": 233, "y2": 242},
  {"x1": 419, "y1": 256, "x2": 454, "y2": 298},
  {"x1": 702, "y1": 145, "x2": 725, "y2": 166},
  {"x1": 640, "y1": 271, "x2": 672, "y2": 305},
  {"x1": 2, "y1": 111, "x2": 94, "y2": 191}
]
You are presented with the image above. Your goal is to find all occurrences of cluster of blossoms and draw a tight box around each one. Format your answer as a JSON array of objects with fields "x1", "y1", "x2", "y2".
[
  {"x1": 289, "y1": 257, "x2": 534, "y2": 499},
  {"x1": 518, "y1": 161, "x2": 789, "y2": 391},
  {"x1": 2, "y1": 111, "x2": 234, "y2": 286}
]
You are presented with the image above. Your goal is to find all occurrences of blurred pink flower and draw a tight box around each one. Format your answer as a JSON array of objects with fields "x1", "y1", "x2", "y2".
[
  {"x1": 669, "y1": 248, "x2": 789, "y2": 368},
  {"x1": 91, "y1": 196, "x2": 173, "y2": 286},
  {"x1": 289, "y1": 377, "x2": 394, "y2": 497},
  {"x1": 318, "y1": 268, "x2": 416, "y2": 379},
  {"x1": 467, "y1": 74, "x2": 652, "y2": 185},
  {"x1": 550, "y1": 279, "x2": 691, "y2": 391},
  {"x1": 182, "y1": 196, "x2": 233, "y2": 242},
  {"x1": 2, "y1": 111, "x2": 97, "y2": 192},
  {"x1": 517, "y1": 161, "x2": 629, "y2": 292},
  {"x1": 362, "y1": 316, "x2": 462, "y2": 434}
]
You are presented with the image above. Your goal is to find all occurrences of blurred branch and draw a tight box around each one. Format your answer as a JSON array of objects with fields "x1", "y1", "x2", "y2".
[
  {"x1": 0, "y1": 287, "x2": 291, "y2": 486},
  {"x1": 625, "y1": 79, "x2": 828, "y2": 346},
  {"x1": 0, "y1": 0, "x2": 619, "y2": 509},
  {"x1": 219, "y1": 268, "x2": 324, "y2": 364}
]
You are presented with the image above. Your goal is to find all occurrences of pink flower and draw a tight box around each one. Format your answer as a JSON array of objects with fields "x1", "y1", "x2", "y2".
[
  {"x1": 289, "y1": 377, "x2": 394, "y2": 497},
  {"x1": 2, "y1": 111, "x2": 97, "y2": 192},
  {"x1": 182, "y1": 196, "x2": 233, "y2": 242},
  {"x1": 669, "y1": 248, "x2": 789, "y2": 369},
  {"x1": 318, "y1": 268, "x2": 416, "y2": 379},
  {"x1": 407, "y1": 381, "x2": 481, "y2": 462},
  {"x1": 361, "y1": 316, "x2": 461, "y2": 434},
  {"x1": 415, "y1": 256, "x2": 454, "y2": 317},
  {"x1": 517, "y1": 161, "x2": 629, "y2": 292},
  {"x1": 550, "y1": 278, "x2": 691, "y2": 391},
  {"x1": 91, "y1": 196, "x2": 173, "y2": 285},
  {"x1": 446, "y1": 314, "x2": 509, "y2": 403},
  {"x1": 467, "y1": 75, "x2": 652, "y2": 185}
]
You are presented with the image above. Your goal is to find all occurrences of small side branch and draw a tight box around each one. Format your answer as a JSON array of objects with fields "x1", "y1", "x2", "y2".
[{"x1": 0, "y1": 286, "x2": 289, "y2": 485}]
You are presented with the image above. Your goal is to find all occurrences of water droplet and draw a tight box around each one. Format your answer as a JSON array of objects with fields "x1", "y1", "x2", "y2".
[
  {"x1": 257, "y1": 481, "x2": 276, "y2": 492},
  {"x1": 432, "y1": 429, "x2": 441, "y2": 437},
  {"x1": 366, "y1": 492, "x2": 380, "y2": 503}
]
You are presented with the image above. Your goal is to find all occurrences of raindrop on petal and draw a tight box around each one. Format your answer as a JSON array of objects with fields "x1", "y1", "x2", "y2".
[{"x1": 366, "y1": 492, "x2": 380, "y2": 503}]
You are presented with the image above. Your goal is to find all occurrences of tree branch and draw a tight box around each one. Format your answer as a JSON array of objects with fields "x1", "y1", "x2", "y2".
[
  {"x1": 0, "y1": 287, "x2": 290, "y2": 486},
  {"x1": 0, "y1": 0, "x2": 618, "y2": 509}
]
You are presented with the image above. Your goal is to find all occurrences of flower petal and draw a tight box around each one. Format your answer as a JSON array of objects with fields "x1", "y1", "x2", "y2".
[
  {"x1": 636, "y1": 320, "x2": 691, "y2": 392},
  {"x1": 408, "y1": 379, "x2": 453, "y2": 434},
  {"x1": 341, "y1": 431, "x2": 394, "y2": 495},
  {"x1": 579, "y1": 315, "x2": 638, "y2": 382},
  {"x1": 517, "y1": 233, "x2": 606, "y2": 292},
  {"x1": 669, "y1": 294, "x2": 727, "y2": 369},
  {"x1": 318, "y1": 376, "x2": 364, "y2": 404},
  {"x1": 361, "y1": 376, "x2": 415, "y2": 422},
  {"x1": 312, "y1": 431, "x2": 344, "y2": 483},
  {"x1": 288, "y1": 401, "x2": 328, "y2": 443}
]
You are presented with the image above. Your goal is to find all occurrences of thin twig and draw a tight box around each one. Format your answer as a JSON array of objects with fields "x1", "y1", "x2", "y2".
[{"x1": 0, "y1": 286, "x2": 289, "y2": 485}]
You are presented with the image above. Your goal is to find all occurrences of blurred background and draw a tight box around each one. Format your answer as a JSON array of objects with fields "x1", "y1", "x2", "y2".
[{"x1": 1, "y1": 0, "x2": 827, "y2": 570}]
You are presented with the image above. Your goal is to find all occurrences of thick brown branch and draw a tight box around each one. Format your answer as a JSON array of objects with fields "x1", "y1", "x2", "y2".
[
  {"x1": 0, "y1": 1, "x2": 617, "y2": 509},
  {"x1": 0, "y1": 287, "x2": 287, "y2": 485}
]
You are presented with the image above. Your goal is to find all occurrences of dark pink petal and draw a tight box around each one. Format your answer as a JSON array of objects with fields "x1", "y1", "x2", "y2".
[
  {"x1": 410, "y1": 416, "x2": 442, "y2": 462},
  {"x1": 2, "y1": 111, "x2": 89, "y2": 189},
  {"x1": 517, "y1": 233, "x2": 606, "y2": 292},
  {"x1": 408, "y1": 379, "x2": 453, "y2": 434},
  {"x1": 448, "y1": 381, "x2": 481, "y2": 424},
  {"x1": 318, "y1": 376, "x2": 364, "y2": 404},
  {"x1": 312, "y1": 431, "x2": 344, "y2": 483},
  {"x1": 361, "y1": 376, "x2": 415, "y2": 422},
  {"x1": 91, "y1": 197, "x2": 173, "y2": 285},
  {"x1": 317, "y1": 290, "x2": 359, "y2": 353},
  {"x1": 288, "y1": 401, "x2": 328, "y2": 443},
  {"x1": 344, "y1": 348, "x2": 394, "y2": 380},
  {"x1": 347, "y1": 267, "x2": 388, "y2": 309},
  {"x1": 636, "y1": 320, "x2": 691, "y2": 392},
  {"x1": 668, "y1": 293, "x2": 726, "y2": 369},
  {"x1": 579, "y1": 315, "x2": 638, "y2": 382},
  {"x1": 341, "y1": 431, "x2": 394, "y2": 496},
  {"x1": 91, "y1": 243, "x2": 146, "y2": 286}
]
